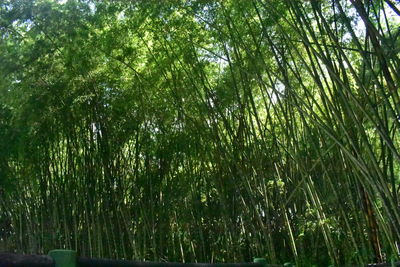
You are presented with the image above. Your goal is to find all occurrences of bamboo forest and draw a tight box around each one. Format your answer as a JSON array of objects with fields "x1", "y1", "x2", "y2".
[{"x1": 0, "y1": 0, "x2": 399, "y2": 266}]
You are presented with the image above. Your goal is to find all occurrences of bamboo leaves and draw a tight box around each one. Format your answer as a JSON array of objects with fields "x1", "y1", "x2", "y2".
[{"x1": 1, "y1": 0, "x2": 400, "y2": 266}]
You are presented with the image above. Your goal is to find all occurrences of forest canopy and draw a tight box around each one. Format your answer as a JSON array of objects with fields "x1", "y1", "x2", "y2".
[{"x1": 0, "y1": 0, "x2": 399, "y2": 266}]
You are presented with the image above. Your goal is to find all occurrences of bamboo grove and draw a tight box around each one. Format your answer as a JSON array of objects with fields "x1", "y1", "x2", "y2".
[{"x1": 0, "y1": 0, "x2": 399, "y2": 266}]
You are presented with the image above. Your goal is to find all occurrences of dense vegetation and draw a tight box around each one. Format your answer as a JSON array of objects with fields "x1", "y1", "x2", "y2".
[{"x1": 0, "y1": 0, "x2": 399, "y2": 266}]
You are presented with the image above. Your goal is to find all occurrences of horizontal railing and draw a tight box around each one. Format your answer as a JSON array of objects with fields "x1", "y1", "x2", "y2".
[
  {"x1": 0, "y1": 250, "x2": 290, "y2": 267},
  {"x1": 2, "y1": 249, "x2": 399, "y2": 266}
]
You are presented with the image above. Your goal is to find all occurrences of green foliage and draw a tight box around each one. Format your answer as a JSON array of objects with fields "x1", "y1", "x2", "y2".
[{"x1": 0, "y1": 0, "x2": 399, "y2": 266}]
